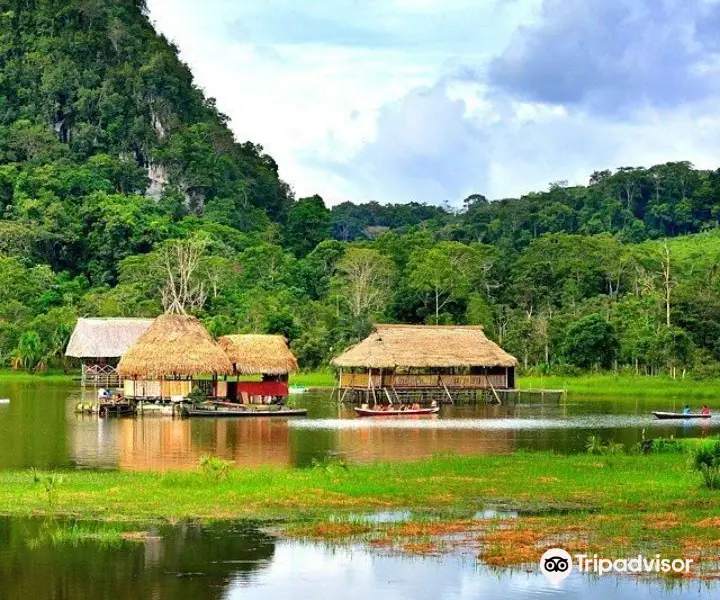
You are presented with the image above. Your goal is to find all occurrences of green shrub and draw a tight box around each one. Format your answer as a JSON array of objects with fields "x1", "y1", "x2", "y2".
[
  {"x1": 187, "y1": 386, "x2": 208, "y2": 405},
  {"x1": 691, "y1": 442, "x2": 720, "y2": 490}
]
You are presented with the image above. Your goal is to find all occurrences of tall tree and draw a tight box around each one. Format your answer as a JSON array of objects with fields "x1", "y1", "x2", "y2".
[
  {"x1": 408, "y1": 242, "x2": 476, "y2": 324},
  {"x1": 332, "y1": 248, "x2": 395, "y2": 318},
  {"x1": 283, "y1": 195, "x2": 331, "y2": 257}
]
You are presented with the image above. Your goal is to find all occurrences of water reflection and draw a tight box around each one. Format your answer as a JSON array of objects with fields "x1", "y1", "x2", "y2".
[
  {"x1": 0, "y1": 518, "x2": 275, "y2": 600},
  {"x1": 0, "y1": 516, "x2": 716, "y2": 600},
  {"x1": 1, "y1": 382, "x2": 720, "y2": 470}
]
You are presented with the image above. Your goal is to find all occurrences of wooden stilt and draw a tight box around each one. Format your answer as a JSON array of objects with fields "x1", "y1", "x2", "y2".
[
  {"x1": 384, "y1": 388, "x2": 394, "y2": 405},
  {"x1": 440, "y1": 377, "x2": 454, "y2": 405}
]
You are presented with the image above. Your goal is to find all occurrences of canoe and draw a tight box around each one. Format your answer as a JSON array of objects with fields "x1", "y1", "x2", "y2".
[
  {"x1": 184, "y1": 407, "x2": 308, "y2": 418},
  {"x1": 354, "y1": 406, "x2": 440, "y2": 417},
  {"x1": 653, "y1": 411, "x2": 712, "y2": 420}
]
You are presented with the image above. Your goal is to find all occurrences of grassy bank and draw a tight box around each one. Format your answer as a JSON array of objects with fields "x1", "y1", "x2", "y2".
[
  {"x1": 290, "y1": 371, "x2": 335, "y2": 388},
  {"x1": 0, "y1": 451, "x2": 714, "y2": 522},
  {"x1": 5, "y1": 450, "x2": 720, "y2": 577},
  {"x1": 0, "y1": 368, "x2": 76, "y2": 383},
  {"x1": 520, "y1": 373, "x2": 720, "y2": 398}
]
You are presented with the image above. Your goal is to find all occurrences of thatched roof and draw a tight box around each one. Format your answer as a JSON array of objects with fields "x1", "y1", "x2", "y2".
[
  {"x1": 218, "y1": 334, "x2": 299, "y2": 375},
  {"x1": 331, "y1": 324, "x2": 518, "y2": 369},
  {"x1": 65, "y1": 318, "x2": 154, "y2": 359},
  {"x1": 117, "y1": 314, "x2": 233, "y2": 378}
]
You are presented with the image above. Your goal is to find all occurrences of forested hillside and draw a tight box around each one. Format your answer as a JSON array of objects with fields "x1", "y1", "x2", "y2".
[{"x1": 3, "y1": 0, "x2": 720, "y2": 376}]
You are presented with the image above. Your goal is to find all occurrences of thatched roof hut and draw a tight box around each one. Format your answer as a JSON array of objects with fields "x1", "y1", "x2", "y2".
[
  {"x1": 65, "y1": 318, "x2": 154, "y2": 359},
  {"x1": 331, "y1": 324, "x2": 517, "y2": 369},
  {"x1": 218, "y1": 334, "x2": 299, "y2": 375},
  {"x1": 118, "y1": 314, "x2": 233, "y2": 378}
]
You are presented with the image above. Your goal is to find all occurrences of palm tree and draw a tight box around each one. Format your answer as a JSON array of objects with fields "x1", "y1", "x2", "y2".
[{"x1": 11, "y1": 331, "x2": 45, "y2": 373}]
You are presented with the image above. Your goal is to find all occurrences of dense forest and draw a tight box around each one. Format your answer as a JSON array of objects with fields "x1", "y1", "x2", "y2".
[{"x1": 3, "y1": 0, "x2": 720, "y2": 376}]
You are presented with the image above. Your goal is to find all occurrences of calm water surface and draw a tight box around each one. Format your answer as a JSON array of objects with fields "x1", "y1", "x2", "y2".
[
  {"x1": 2, "y1": 383, "x2": 719, "y2": 599},
  {"x1": 0, "y1": 381, "x2": 719, "y2": 470},
  {"x1": 0, "y1": 517, "x2": 716, "y2": 600}
]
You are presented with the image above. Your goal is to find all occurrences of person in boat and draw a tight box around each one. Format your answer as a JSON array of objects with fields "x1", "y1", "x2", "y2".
[
  {"x1": 430, "y1": 400, "x2": 438, "y2": 408},
  {"x1": 411, "y1": 403, "x2": 420, "y2": 410},
  {"x1": 701, "y1": 405, "x2": 711, "y2": 416},
  {"x1": 682, "y1": 404, "x2": 692, "y2": 415}
]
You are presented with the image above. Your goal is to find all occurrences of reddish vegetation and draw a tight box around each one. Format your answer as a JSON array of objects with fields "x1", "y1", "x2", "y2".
[
  {"x1": 696, "y1": 517, "x2": 720, "y2": 528},
  {"x1": 645, "y1": 513, "x2": 681, "y2": 529},
  {"x1": 295, "y1": 522, "x2": 372, "y2": 538},
  {"x1": 285, "y1": 513, "x2": 720, "y2": 580},
  {"x1": 401, "y1": 542, "x2": 443, "y2": 556},
  {"x1": 386, "y1": 519, "x2": 478, "y2": 537}
]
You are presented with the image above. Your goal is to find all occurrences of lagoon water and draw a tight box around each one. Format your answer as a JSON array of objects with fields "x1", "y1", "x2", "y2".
[
  {"x1": 0, "y1": 381, "x2": 719, "y2": 470},
  {"x1": 0, "y1": 517, "x2": 716, "y2": 600},
  {"x1": 1, "y1": 382, "x2": 719, "y2": 599}
]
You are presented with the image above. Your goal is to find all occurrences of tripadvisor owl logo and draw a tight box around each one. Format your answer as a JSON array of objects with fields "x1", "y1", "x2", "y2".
[
  {"x1": 540, "y1": 548, "x2": 573, "y2": 582},
  {"x1": 539, "y1": 548, "x2": 693, "y2": 581}
]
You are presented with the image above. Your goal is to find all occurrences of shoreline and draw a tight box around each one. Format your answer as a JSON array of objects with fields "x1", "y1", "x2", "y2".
[{"x1": 5, "y1": 370, "x2": 720, "y2": 401}]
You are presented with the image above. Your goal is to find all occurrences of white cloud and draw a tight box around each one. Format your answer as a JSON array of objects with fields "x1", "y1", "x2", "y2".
[
  {"x1": 145, "y1": 0, "x2": 529, "y2": 204},
  {"x1": 146, "y1": 0, "x2": 720, "y2": 208}
]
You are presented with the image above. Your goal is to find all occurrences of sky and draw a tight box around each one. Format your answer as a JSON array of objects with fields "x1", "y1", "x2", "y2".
[{"x1": 146, "y1": 0, "x2": 720, "y2": 207}]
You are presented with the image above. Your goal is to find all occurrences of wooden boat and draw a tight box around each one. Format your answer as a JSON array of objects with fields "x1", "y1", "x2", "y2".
[
  {"x1": 99, "y1": 403, "x2": 135, "y2": 417},
  {"x1": 652, "y1": 411, "x2": 712, "y2": 420},
  {"x1": 184, "y1": 406, "x2": 307, "y2": 418},
  {"x1": 137, "y1": 402, "x2": 177, "y2": 416},
  {"x1": 354, "y1": 406, "x2": 440, "y2": 417}
]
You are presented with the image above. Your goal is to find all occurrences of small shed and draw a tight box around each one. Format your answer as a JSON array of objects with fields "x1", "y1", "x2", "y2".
[
  {"x1": 331, "y1": 324, "x2": 517, "y2": 403},
  {"x1": 218, "y1": 334, "x2": 299, "y2": 402},
  {"x1": 118, "y1": 314, "x2": 233, "y2": 400},
  {"x1": 65, "y1": 318, "x2": 154, "y2": 386}
]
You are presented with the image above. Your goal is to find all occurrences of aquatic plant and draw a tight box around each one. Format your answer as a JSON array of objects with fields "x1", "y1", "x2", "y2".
[
  {"x1": 28, "y1": 467, "x2": 42, "y2": 483},
  {"x1": 585, "y1": 435, "x2": 625, "y2": 456},
  {"x1": 310, "y1": 455, "x2": 351, "y2": 475},
  {"x1": 43, "y1": 473, "x2": 64, "y2": 507},
  {"x1": 198, "y1": 455, "x2": 233, "y2": 481},
  {"x1": 604, "y1": 440, "x2": 625, "y2": 455},
  {"x1": 27, "y1": 519, "x2": 128, "y2": 550},
  {"x1": 585, "y1": 435, "x2": 606, "y2": 455},
  {"x1": 28, "y1": 469, "x2": 64, "y2": 507}
]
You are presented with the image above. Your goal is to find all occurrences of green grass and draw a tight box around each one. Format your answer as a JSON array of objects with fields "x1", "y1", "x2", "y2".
[
  {"x1": 1, "y1": 451, "x2": 714, "y2": 522},
  {"x1": 0, "y1": 368, "x2": 76, "y2": 383},
  {"x1": 290, "y1": 371, "x2": 335, "y2": 388},
  {"x1": 28, "y1": 521, "x2": 130, "y2": 549},
  {"x1": 519, "y1": 373, "x2": 720, "y2": 398}
]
